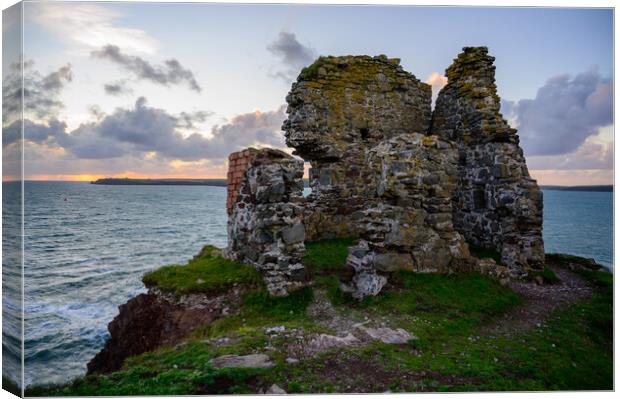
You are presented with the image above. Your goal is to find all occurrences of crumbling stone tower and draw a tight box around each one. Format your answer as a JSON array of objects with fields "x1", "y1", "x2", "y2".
[
  {"x1": 283, "y1": 55, "x2": 432, "y2": 240},
  {"x1": 226, "y1": 148, "x2": 307, "y2": 296},
  {"x1": 431, "y1": 47, "x2": 545, "y2": 275}
]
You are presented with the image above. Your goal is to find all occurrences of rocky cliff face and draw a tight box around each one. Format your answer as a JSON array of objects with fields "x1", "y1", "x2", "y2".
[
  {"x1": 283, "y1": 55, "x2": 432, "y2": 241},
  {"x1": 226, "y1": 148, "x2": 307, "y2": 296},
  {"x1": 87, "y1": 287, "x2": 243, "y2": 374},
  {"x1": 431, "y1": 47, "x2": 544, "y2": 276}
]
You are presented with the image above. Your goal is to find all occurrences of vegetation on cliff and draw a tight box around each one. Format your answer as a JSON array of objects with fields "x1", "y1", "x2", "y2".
[
  {"x1": 142, "y1": 246, "x2": 263, "y2": 295},
  {"x1": 27, "y1": 240, "x2": 612, "y2": 395}
]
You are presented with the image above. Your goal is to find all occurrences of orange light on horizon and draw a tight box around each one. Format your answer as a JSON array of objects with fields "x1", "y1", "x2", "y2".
[{"x1": 23, "y1": 172, "x2": 229, "y2": 181}]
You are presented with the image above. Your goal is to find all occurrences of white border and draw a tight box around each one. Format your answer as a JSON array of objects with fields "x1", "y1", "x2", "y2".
[{"x1": 0, "y1": 1, "x2": 616, "y2": 399}]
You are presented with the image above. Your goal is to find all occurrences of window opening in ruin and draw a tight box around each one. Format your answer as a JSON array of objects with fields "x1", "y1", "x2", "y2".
[
  {"x1": 303, "y1": 162, "x2": 312, "y2": 197},
  {"x1": 360, "y1": 128, "x2": 369, "y2": 141}
]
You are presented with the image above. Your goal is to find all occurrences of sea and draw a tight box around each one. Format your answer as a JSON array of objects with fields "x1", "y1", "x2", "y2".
[{"x1": 1, "y1": 181, "x2": 614, "y2": 387}]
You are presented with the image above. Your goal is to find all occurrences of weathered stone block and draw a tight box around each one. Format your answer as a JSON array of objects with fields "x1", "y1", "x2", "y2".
[{"x1": 226, "y1": 148, "x2": 307, "y2": 296}]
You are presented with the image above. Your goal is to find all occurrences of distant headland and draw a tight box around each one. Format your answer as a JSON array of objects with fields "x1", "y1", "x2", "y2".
[
  {"x1": 540, "y1": 185, "x2": 612, "y2": 192},
  {"x1": 91, "y1": 178, "x2": 227, "y2": 186}
]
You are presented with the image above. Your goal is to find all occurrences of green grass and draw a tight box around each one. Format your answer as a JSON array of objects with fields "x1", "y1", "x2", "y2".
[
  {"x1": 303, "y1": 238, "x2": 357, "y2": 276},
  {"x1": 298, "y1": 56, "x2": 328, "y2": 80},
  {"x1": 28, "y1": 239, "x2": 613, "y2": 394},
  {"x1": 142, "y1": 251, "x2": 263, "y2": 296},
  {"x1": 535, "y1": 267, "x2": 560, "y2": 284},
  {"x1": 26, "y1": 342, "x2": 265, "y2": 396}
]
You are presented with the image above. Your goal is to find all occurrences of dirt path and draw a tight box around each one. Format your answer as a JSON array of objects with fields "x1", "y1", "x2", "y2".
[{"x1": 481, "y1": 265, "x2": 593, "y2": 337}]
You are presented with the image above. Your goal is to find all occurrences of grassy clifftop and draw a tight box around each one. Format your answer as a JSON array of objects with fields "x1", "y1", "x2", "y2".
[{"x1": 28, "y1": 240, "x2": 613, "y2": 395}]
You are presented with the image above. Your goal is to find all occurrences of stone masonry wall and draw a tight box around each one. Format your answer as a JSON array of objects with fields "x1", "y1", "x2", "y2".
[
  {"x1": 283, "y1": 55, "x2": 432, "y2": 241},
  {"x1": 226, "y1": 148, "x2": 307, "y2": 296},
  {"x1": 340, "y1": 134, "x2": 471, "y2": 299},
  {"x1": 431, "y1": 47, "x2": 544, "y2": 275},
  {"x1": 226, "y1": 148, "x2": 259, "y2": 215},
  {"x1": 226, "y1": 48, "x2": 545, "y2": 298}
]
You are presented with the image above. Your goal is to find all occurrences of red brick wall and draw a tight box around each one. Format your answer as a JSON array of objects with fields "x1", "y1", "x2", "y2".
[{"x1": 226, "y1": 148, "x2": 258, "y2": 215}]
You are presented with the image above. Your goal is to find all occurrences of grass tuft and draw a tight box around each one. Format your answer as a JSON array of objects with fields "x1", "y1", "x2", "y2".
[
  {"x1": 303, "y1": 238, "x2": 356, "y2": 276},
  {"x1": 142, "y1": 254, "x2": 263, "y2": 296},
  {"x1": 242, "y1": 286, "x2": 314, "y2": 320},
  {"x1": 535, "y1": 267, "x2": 560, "y2": 284}
]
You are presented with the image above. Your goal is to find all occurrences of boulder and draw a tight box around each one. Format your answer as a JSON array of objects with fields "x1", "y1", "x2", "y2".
[
  {"x1": 357, "y1": 326, "x2": 416, "y2": 344},
  {"x1": 209, "y1": 354, "x2": 274, "y2": 369}
]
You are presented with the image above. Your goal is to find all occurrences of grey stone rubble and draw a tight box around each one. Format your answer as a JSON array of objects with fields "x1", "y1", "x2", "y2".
[
  {"x1": 265, "y1": 384, "x2": 287, "y2": 394},
  {"x1": 226, "y1": 47, "x2": 544, "y2": 298},
  {"x1": 356, "y1": 325, "x2": 417, "y2": 344},
  {"x1": 226, "y1": 148, "x2": 307, "y2": 296},
  {"x1": 309, "y1": 333, "x2": 360, "y2": 351},
  {"x1": 209, "y1": 353, "x2": 274, "y2": 369}
]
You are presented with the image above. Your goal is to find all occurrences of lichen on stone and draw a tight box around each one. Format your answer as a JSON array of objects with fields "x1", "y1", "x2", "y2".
[{"x1": 227, "y1": 46, "x2": 544, "y2": 299}]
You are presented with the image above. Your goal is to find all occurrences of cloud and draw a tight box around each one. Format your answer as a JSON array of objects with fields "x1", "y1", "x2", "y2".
[
  {"x1": 526, "y1": 125, "x2": 613, "y2": 171},
  {"x1": 502, "y1": 69, "x2": 612, "y2": 156},
  {"x1": 529, "y1": 169, "x2": 613, "y2": 186},
  {"x1": 2, "y1": 61, "x2": 73, "y2": 124},
  {"x1": 425, "y1": 72, "x2": 448, "y2": 107},
  {"x1": 103, "y1": 80, "x2": 133, "y2": 96},
  {"x1": 177, "y1": 111, "x2": 214, "y2": 130},
  {"x1": 3, "y1": 118, "x2": 67, "y2": 147},
  {"x1": 7, "y1": 98, "x2": 287, "y2": 163},
  {"x1": 267, "y1": 31, "x2": 316, "y2": 81},
  {"x1": 92, "y1": 45, "x2": 201, "y2": 92},
  {"x1": 30, "y1": 2, "x2": 159, "y2": 54}
]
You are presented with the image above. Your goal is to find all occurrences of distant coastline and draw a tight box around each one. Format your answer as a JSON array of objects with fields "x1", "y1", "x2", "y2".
[
  {"x1": 540, "y1": 185, "x2": 613, "y2": 192},
  {"x1": 90, "y1": 178, "x2": 611, "y2": 192},
  {"x1": 91, "y1": 178, "x2": 227, "y2": 187}
]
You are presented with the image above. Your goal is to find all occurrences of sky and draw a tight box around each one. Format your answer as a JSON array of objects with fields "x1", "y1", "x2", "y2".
[{"x1": 1, "y1": 1, "x2": 614, "y2": 185}]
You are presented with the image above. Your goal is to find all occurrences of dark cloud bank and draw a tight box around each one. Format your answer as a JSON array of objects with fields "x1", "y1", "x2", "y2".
[
  {"x1": 267, "y1": 31, "x2": 316, "y2": 81},
  {"x1": 92, "y1": 45, "x2": 202, "y2": 92},
  {"x1": 4, "y1": 98, "x2": 287, "y2": 162},
  {"x1": 103, "y1": 80, "x2": 133, "y2": 96},
  {"x1": 502, "y1": 69, "x2": 612, "y2": 157},
  {"x1": 2, "y1": 61, "x2": 73, "y2": 123}
]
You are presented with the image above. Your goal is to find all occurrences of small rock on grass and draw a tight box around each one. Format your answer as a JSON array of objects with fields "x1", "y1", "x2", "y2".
[
  {"x1": 310, "y1": 333, "x2": 359, "y2": 351},
  {"x1": 265, "y1": 326, "x2": 286, "y2": 334},
  {"x1": 210, "y1": 353, "x2": 274, "y2": 369},
  {"x1": 265, "y1": 384, "x2": 287, "y2": 394},
  {"x1": 358, "y1": 326, "x2": 417, "y2": 344}
]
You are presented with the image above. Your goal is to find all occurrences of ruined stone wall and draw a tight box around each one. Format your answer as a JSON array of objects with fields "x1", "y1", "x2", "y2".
[
  {"x1": 431, "y1": 47, "x2": 544, "y2": 275},
  {"x1": 226, "y1": 148, "x2": 259, "y2": 215},
  {"x1": 283, "y1": 55, "x2": 432, "y2": 240},
  {"x1": 341, "y1": 134, "x2": 471, "y2": 298},
  {"x1": 226, "y1": 148, "x2": 307, "y2": 296}
]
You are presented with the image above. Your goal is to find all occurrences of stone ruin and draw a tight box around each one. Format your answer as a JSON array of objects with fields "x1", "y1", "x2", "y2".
[
  {"x1": 431, "y1": 47, "x2": 544, "y2": 276},
  {"x1": 226, "y1": 148, "x2": 307, "y2": 296},
  {"x1": 283, "y1": 55, "x2": 432, "y2": 240},
  {"x1": 226, "y1": 47, "x2": 545, "y2": 298}
]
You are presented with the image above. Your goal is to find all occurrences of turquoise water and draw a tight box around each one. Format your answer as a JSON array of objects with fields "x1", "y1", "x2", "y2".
[
  {"x1": 542, "y1": 189, "x2": 613, "y2": 268},
  {"x1": 1, "y1": 182, "x2": 613, "y2": 386}
]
